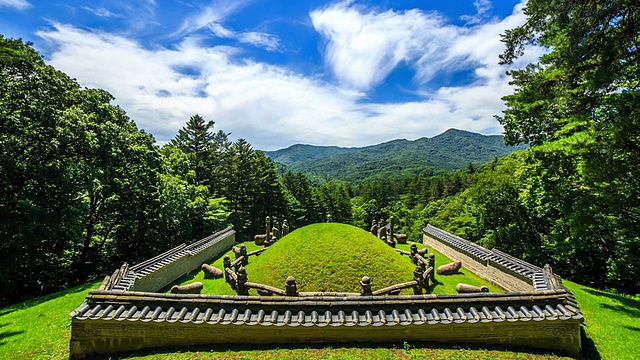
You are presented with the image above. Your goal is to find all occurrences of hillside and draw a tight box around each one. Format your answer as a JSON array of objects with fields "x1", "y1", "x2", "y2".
[{"x1": 264, "y1": 129, "x2": 526, "y2": 183}]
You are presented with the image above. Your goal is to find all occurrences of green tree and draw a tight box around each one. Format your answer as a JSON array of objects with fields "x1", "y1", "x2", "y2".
[
  {"x1": 170, "y1": 114, "x2": 216, "y2": 186},
  {"x1": 498, "y1": 0, "x2": 640, "y2": 293}
]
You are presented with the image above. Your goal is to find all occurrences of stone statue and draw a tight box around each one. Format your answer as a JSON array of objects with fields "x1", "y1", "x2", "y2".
[
  {"x1": 201, "y1": 264, "x2": 223, "y2": 279},
  {"x1": 370, "y1": 220, "x2": 378, "y2": 236},
  {"x1": 437, "y1": 261, "x2": 462, "y2": 275},
  {"x1": 282, "y1": 219, "x2": 290, "y2": 236},
  {"x1": 170, "y1": 282, "x2": 203, "y2": 294},
  {"x1": 455, "y1": 283, "x2": 489, "y2": 293}
]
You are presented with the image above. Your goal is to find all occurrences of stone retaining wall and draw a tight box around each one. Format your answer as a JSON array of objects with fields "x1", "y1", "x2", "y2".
[
  {"x1": 70, "y1": 316, "x2": 581, "y2": 356},
  {"x1": 129, "y1": 227, "x2": 236, "y2": 292},
  {"x1": 423, "y1": 225, "x2": 536, "y2": 291}
]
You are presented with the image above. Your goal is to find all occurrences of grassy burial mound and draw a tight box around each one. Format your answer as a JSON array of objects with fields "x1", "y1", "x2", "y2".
[{"x1": 246, "y1": 223, "x2": 417, "y2": 293}]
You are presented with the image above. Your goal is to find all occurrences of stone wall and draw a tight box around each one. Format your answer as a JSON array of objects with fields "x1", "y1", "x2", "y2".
[
  {"x1": 129, "y1": 227, "x2": 236, "y2": 292},
  {"x1": 423, "y1": 226, "x2": 534, "y2": 291},
  {"x1": 70, "y1": 317, "x2": 581, "y2": 357}
]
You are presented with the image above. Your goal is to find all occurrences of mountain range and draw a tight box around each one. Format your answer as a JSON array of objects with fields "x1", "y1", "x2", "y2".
[{"x1": 263, "y1": 129, "x2": 526, "y2": 183}]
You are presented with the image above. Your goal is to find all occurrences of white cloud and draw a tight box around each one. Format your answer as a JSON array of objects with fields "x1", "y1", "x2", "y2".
[
  {"x1": 175, "y1": 0, "x2": 279, "y2": 51},
  {"x1": 81, "y1": 6, "x2": 120, "y2": 18},
  {"x1": 311, "y1": 1, "x2": 539, "y2": 93},
  {"x1": 0, "y1": 0, "x2": 30, "y2": 10},
  {"x1": 461, "y1": 0, "x2": 493, "y2": 25},
  {"x1": 311, "y1": 3, "x2": 458, "y2": 91},
  {"x1": 35, "y1": 2, "x2": 541, "y2": 150}
]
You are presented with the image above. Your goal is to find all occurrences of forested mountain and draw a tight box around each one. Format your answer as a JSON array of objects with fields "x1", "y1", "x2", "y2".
[{"x1": 265, "y1": 129, "x2": 526, "y2": 183}]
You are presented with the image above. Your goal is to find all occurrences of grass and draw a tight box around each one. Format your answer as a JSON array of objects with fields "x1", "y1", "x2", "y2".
[
  {"x1": 563, "y1": 281, "x2": 640, "y2": 360},
  {"x1": 247, "y1": 223, "x2": 420, "y2": 293},
  {"x1": 0, "y1": 280, "x2": 100, "y2": 360},
  {"x1": 174, "y1": 224, "x2": 500, "y2": 295},
  {"x1": 2, "y1": 232, "x2": 638, "y2": 359}
]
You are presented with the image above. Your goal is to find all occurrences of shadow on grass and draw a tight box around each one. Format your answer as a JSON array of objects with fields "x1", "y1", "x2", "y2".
[
  {"x1": 623, "y1": 325, "x2": 640, "y2": 332},
  {"x1": 0, "y1": 281, "x2": 99, "y2": 314},
  {"x1": 88, "y1": 340, "x2": 580, "y2": 360},
  {"x1": 580, "y1": 327, "x2": 602, "y2": 360},
  {"x1": 584, "y1": 288, "x2": 640, "y2": 317},
  {"x1": 0, "y1": 324, "x2": 25, "y2": 346}
]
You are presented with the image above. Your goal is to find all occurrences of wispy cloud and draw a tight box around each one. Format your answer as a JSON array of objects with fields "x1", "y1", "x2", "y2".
[
  {"x1": 175, "y1": 0, "x2": 279, "y2": 51},
  {"x1": 35, "y1": 2, "x2": 541, "y2": 150},
  {"x1": 461, "y1": 0, "x2": 494, "y2": 25},
  {"x1": 81, "y1": 6, "x2": 120, "y2": 18},
  {"x1": 0, "y1": 0, "x2": 31, "y2": 11}
]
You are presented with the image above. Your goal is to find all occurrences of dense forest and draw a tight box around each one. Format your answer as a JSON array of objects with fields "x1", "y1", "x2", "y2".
[
  {"x1": 1, "y1": 0, "x2": 638, "y2": 305},
  {"x1": 265, "y1": 129, "x2": 526, "y2": 184}
]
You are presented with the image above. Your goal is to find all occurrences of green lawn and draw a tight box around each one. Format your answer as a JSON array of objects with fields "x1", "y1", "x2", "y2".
[
  {"x1": 2, "y1": 240, "x2": 638, "y2": 359},
  {"x1": 174, "y1": 223, "x2": 501, "y2": 295}
]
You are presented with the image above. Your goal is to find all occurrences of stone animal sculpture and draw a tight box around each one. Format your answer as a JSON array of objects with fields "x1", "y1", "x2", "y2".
[
  {"x1": 232, "y1": 245, "x2": 242, "y2": 258},
  {"x1": 254, "y1": 234, "x2": 267, "y2": 245},
  {"x1": 201, "y1": 264, "x2": 223, "y2": 279},
  {"x1": 437, "y1": 261, "x2": 462, "y2": 275},
  {"x1": 394, "y1": 233, "x2": 408, "y2": 244},
  {"x1": 170, "y1": 282, "x2": 204, "y2": 294},
  {"x1": 455, "y1": 283, "x2": 489, "y2": 293}
]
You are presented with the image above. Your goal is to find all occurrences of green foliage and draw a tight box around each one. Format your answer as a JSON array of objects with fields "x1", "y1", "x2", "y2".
[
  {"x1": 0, "y1": 35, "x2": 167, "y2": 303},
  {"x1": 496, "y1": 0, "x2": 640, "y2": 293}
]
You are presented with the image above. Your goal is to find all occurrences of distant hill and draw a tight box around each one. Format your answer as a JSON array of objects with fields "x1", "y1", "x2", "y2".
[{"x1": 264, "y1": 129, "x2": 526, "y2": 183}]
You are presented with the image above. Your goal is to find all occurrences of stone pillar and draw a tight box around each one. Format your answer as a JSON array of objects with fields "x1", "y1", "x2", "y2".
[
  {"x1": 410, "y1": 243, "x2": 418, "y2": 265},
  {"x1": 285, "y1": 276, "x2": 298, "y2": 296},
  {"x1": 360, "y1": 276, "x2": 372, "y2": 296},
  {"x1": 240, "y1": 245, "x2": 248, "y2": 265},
  {"x1": 223, "y1": 255, "x2": 231, "y2": 283},
  {"x1": 389, "y1": 216, "x2": 395, "y2": 242},
  {"x1": 265, "y1": 216, "x2": 272, "y2": 245},
  {"x1": 428, "y1": 253, "x2": 436, "y2": 284},
  {"x1": 236, "y1": 266, "x2": 249, "y2": 295},
  {"x1": 413, "y1": 266, "x2": 424, "y2": 295}
]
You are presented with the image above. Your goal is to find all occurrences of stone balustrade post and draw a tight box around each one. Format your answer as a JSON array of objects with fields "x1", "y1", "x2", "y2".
[
  {"x1": 236, "y1": 266, "x2": 249, "y2": 295},
  {"x1": 223, "y1": 255, "x2": 231, "y2": 283},
  {"x1": 413, "y1": 266, "x2": 424, "y2": 295},
  {"x1": 285, "y1": 276, "x2": 298, "y2": 296},
  {"x1": 360, "y1": 276, "x2": 372, "y2": 296},
  {"x1": 240, "y1": 244, "x2": 248, "y2": 265}
]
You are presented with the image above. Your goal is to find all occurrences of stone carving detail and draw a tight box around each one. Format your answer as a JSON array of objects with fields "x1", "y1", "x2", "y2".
[
  {"x1": 413, "y1": 266, "x2": 424, "y2": 295},
  {"x1": 240, "y1": 244, "x2": 248, "y2": 266},
  {"x1": 285, "y1": 276, "x2": 298, "y2": 296},
  {"x1": 236, "y1": 266, "x2": 249, "y2": 295},
  {"x1": 370, "y1": 220, "x2": 378, "y2": 236},
  {"x1": 437, "y1": 261, "x2": 462, "y2": 275},
  {"x1": 377, "y1": 225, "x2": 387, "y2": 240},
  {"x1": 394, "y1": 233, "x2": 408, "y2": 244},
  {"x1": 254, "y1": 234, "x2": 267, "y2": 245},
  {"x1": 223, "y1": 255, "x2": 232, "y2": 283},
  {"x1": 170, "y1": 282, "x2": 203, "y2": 294},
  {"x1": 360, "y1": 276, "x2": 372, "y2": 295},
  {"x1": 456, "y1": 283, "x2": 489, "y2": 293},
  {"x1": 201, "y1": 264, "x2": 223, "y2": 279},
  {"x1": 255, "y1": 216, "x2": 291, "y2": 246}
]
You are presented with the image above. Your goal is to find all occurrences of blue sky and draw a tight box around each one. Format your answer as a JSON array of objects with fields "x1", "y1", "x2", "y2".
[{"x1": 0, "y1": 0, "x2": 542, "y2": 150}]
